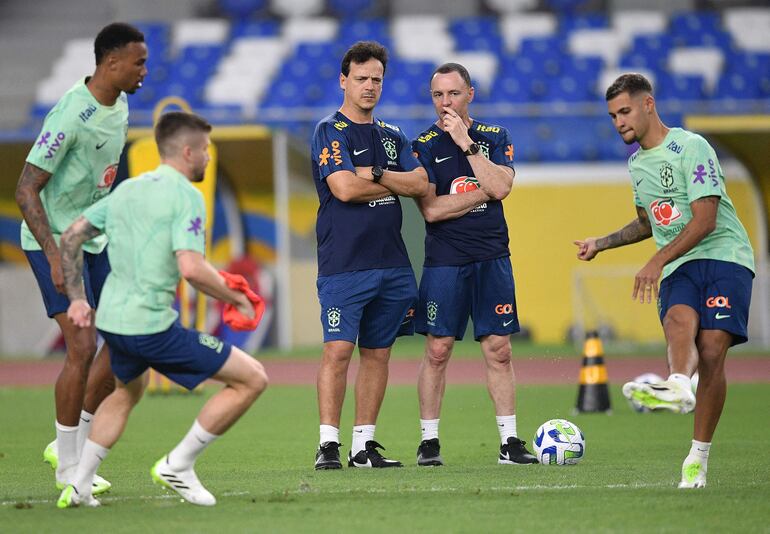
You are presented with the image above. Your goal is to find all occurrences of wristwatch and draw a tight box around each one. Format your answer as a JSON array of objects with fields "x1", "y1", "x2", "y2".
[
  {"x1": 372, "y1": 165, "x2": 384, "y2": 183},
  {"x1": 464, "y1": 142, "x2": 480, "y2": 156}
]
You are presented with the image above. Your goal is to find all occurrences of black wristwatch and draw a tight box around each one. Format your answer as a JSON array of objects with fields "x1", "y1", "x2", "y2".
[
  {"x1": 372, "y1": 165, "x2": 384, "y2": 183},
  {"x1": 464, "y1": 142, "x2": 480, "y2": 156}
]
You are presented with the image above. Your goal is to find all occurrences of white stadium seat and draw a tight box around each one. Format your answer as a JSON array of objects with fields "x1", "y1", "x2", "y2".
[
  {"x1": 668, "y1": 47, "x2": 724, "y2": 93},
  {"x1": 500, "y1": 13, "x2": 557, "y2": 52},
  {"x1": 723, "y1": 7, "x2": 770, "y2": 53},
  {"x1": 270, "y1": 0, "x2": 324, "y2": 18},
  {"x1": 173, "y1": 19, "x2": 229, "y2": 50},
  {"x1": 282, "y1": 17, "x2": 338, "y2": 45},
  {"x1": 392, "y1": 16, "x2": 454, "y2": 62},
  {"x1": 612, "y1": 10, "x2": 668, "y2": 47},
  {"x1": 569, "y1": 29, "x2": 628, "y2": 68}
]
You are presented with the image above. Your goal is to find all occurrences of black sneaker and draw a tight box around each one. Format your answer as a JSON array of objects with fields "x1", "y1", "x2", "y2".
[
  {"x1": 498, "y1": 437, "x2": 538, "y2": 465},
  {"x1": 348, "y1": 440, "x2": 403, "y2": 468},
  {"x1": 417, "y1": 438, "x2": 444, "y2": 466},
  {"x1": 315, "y1": 441, "x2": 342, "y2": 470}
]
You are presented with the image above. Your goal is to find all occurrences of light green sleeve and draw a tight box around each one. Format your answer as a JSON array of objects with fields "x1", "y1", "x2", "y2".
[
  {"x1": 26, "y1": 107, "x2": 79, "y2": 174},
  {"x1": 682, "y1": 136, "x2": 722, "y2": 203},
  {"x1": 171, "y1": 187, "x2": 206, "y2": 254},
  {"x1": 82, "y1": 194, "x2": 110, "y2": 230}
]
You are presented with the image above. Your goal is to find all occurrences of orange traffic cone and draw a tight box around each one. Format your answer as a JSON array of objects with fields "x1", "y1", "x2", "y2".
[{"x1": 575, "y1": 331, "x2": 611, "y2": 413}]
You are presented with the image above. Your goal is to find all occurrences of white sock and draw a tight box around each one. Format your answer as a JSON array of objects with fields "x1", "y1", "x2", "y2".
[
  {"x1": 73, "y1": 439, "x2": 109, "y2": 499},
  {"x1": 77, "y1": 410, "x2": 94, "y2": 458},
  {"x1": 167, "y1": 420, "x2": 219, "y2": 471},
  {"x1": 319, "y1": 424, "x2": 340, "y2": 445},
  {"x1": 55, "y1": 421, "x2": 79, "y2": 480},
  {"x1": 420, "y1": 419, "x2": 439, "y2": 441},
  {"x1": 496, "y1": 415, "x2": 517, "y2": 445},
  {"x1": 688, "y1": 440, "x2": 711, "y2": 462},
  {"x1": 668, "y1": 373, "x2": 692, "y2": 392},
  {"x1": 351, "y1": 424, "x2": 375, "y2": 454}
]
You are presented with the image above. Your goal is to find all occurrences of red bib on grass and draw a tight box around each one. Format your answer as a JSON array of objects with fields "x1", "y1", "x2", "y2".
[{"x1": 219, "y1": 270, "x2": 265, "y2": 331}]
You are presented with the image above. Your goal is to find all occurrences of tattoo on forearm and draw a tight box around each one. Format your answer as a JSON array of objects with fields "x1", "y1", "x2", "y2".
[
  {"x1": 60, "y1": 217, "x2": 101, "y2": 300},
  {"x1": 597, "y1": 215, "x2": 652, "y2": 250},
  {"x1": 15, "y1": 164, "x2": 56, "y2": 257}
]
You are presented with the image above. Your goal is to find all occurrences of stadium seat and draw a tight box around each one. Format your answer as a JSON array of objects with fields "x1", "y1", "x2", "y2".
[
  {"x1": 172, "y1": 19, "x2": 230, "y2": 49},
  {"x1": 328, "y1": 0, "x2": 376, "y2": 18},
  {"x1": 392, "y1": 16, "x2": 453, "y2": 62},
  {"x1": 485, "y1": 0, "x2": 537, "y2": 14},
  {"x1": 611, "y1": 10, "x2": 667, "y2": 46},
  {"x1": 656, "y1": 73, "x2": 706, "y2": 101},
  {"x1": 499, "y1": 13, "x2": 557, "y2": 52},
  {"x1": 723, "y1": 7, "x2": 770, "y2": 53},
  {"x1": 217, "y1": 0, "x2": 268, "y2": 18},
  {"x1": 560, "y1": 13, "x2": 608, "y2": 33},
  {"x1": 282, "y1": 17, "x2": 338, "y2": 45},
  {"x1": 270, "y1": 0, "x2": 324, "y2": 18},
  {"x1": 230, "y1": 20, "x2": 281, "y2": 40},
  {"x1": 668, "y1": 47, "x2": 723, "y2": 94},
  {"x1": 450, "y1": 17, "x2": 503, "y2": 52},
  {"x1": 569, "y1": 29, "x2": 627, "y2": 68}
]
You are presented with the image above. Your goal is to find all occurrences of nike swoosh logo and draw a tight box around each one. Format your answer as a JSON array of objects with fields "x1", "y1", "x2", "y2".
[
  {"x1": 354, "y1": 430, "x2": 363, "y2": 433},
  {"x1": 435, "y1": 156, "x2": 452, "y2": 163},
  {"x1": 96, "y1": 140, "x2": 108, "y2": 150},
  {"x1": 503, "y1": 319, "x2": 514, "y2": 327},
  {"x1": 715, "y1": 313, "x2": 731, "y2": 319},
  {"x1": 500, "y1": 451, "x2": 510, "y2": 461},
  {"x1": 353, "y1": 148, "x2": 368, "y2": 156},
  {"x1": 353, "y1": 458, "x2": 372, "y2": 467},
  {"x1": 635, "y1": 178, "x2": 643, "y2": 186}
]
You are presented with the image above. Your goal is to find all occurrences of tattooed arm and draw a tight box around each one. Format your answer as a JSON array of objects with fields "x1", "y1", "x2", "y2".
[
  {"x1": 574, "y1": 206, "x2": 652, "y2": 261},
  {"x1": 60, "y1": 216, "x2": 102, "y2": 328},
  {"x1": 60, "y1": 216, "x2": 102, "y2": 300},
  {"x1": 14, "y1": 163, "x2": 65, "y2": 290}
]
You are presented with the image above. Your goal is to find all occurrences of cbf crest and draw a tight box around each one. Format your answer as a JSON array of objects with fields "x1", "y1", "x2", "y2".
[
  {"x1": 478, "y1": 141, "x2": 490, "y2": 159},
  {"x1": 382, "y1": 136, "x2": 398, "y2": 161},
  {"x1": 659, "y1": 162, "x2": 674, "y2": 188},
  {"x1": 327, "y1": 307, "x2": 341, "y2": 329}
]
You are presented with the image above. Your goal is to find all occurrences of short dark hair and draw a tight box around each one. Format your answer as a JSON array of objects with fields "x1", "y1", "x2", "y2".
[
  {"x1": 155, "y1": 112, "x2": 212, "y2": 157},
  {"x1": 605, "y1": 73, "x2": 653, "y2": 101},
  {"x1": 94, "y1": 22, "x2": 145, "y2": 65},
  {"x1": 341, "y1": 40, "x2": 388, "y2": 76},
  {"x1": 432, "y1": 62, "x2": 472, "y2": 88}
]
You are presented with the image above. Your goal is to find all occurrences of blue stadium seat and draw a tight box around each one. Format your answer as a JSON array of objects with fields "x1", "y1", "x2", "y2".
[
  {"x1": 450, "y1": 17, "x2": 503, "y2": 52},
  {"x1": 559, "y1": 13, "x2": 609, "y2": 33},
  {"x1": 335, "y1": 18, "x2": 389, "y2": 45},
  {"x1": 656, "y1": 74, "x2": 706, "y2": 101},
  {"x1": 218, "y1": 0, "x2": 268, "y2": 18},
  {"x1": 328, "y1": 0, "x2": 376, "y2": 18},
  {"x1": 229, "y1": 19, "x2": 280, "y2": 39},
  {"x1": 714, "y1": 73, "x2": 760, "y2": 99}
]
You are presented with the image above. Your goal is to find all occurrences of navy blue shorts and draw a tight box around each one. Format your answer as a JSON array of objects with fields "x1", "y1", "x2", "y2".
[
  {"x1": 317, "y1": 267, "x2": 417, "y2": 348},
  {"x1": 416, "y1": 257, "x2": 520, "y2": 341},
  {"x1": 99, "y1": 323, "x2": 232, "y2": 390},
  {"x1": 25, "y1": 248, "x2": 111, "y2": 318},
  {"x1": 659, "y1": 259, "x2": 753, "y2": 346}
]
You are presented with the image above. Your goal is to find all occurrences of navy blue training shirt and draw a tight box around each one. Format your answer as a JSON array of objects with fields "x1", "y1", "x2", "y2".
[
  {"x1": 311, "y1": 111, "x2": 421, "y2": 276},
  {"x1": 412, "y1": 120, "x2": 515, "y2": 267}
]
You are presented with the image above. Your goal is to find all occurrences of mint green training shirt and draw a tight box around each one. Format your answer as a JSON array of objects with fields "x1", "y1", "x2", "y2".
[
  {"x1": 83, "y1": 164, "x2": 206, "y2": 335},
  {"x1": 628, "y1": 127, "x2": 754, "y2": 279},
  {"x1": 23, "y1": 78, "x2": 129, "y2": 254}
]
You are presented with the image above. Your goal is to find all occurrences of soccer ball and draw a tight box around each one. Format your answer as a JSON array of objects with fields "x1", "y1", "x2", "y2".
[
  {"x1": 532, "y1": 419, "x2": 585, "y2": 465},
  {"x1": 627, "y1": 373, "x2": 664, "y2": 413}
]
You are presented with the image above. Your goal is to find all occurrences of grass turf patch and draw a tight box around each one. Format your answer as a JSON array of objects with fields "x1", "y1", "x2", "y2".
[{"x1": 1, "y1": 383, "x2": 768, "y2": 532}]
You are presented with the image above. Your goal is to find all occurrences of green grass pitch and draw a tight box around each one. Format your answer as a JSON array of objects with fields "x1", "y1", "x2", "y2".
[{"x1": 1, "y1": 383, "x2": 768, "y2": 532}]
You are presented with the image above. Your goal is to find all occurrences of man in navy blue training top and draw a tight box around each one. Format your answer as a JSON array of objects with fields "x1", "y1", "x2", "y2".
[
  {"x1": 411, "y1": 63, "x2": 537, "y2": 467},
  {"x1": 310, "y1": 41, "x2": 428, "y2": 470}
]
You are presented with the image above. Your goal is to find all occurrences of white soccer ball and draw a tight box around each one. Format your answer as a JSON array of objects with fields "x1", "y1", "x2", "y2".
[
  {"x1": 532, "y1": 419, "x2": 585, "y2": 465},
  {"x1": 628, "y1": 373, "x2": 664, "y2": 413}
]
